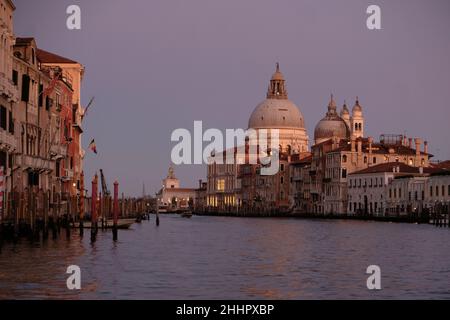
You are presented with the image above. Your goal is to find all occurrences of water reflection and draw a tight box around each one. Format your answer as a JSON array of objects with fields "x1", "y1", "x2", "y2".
[{"x1": 1, "y1": 215, "x2": 450, "y2": 299}]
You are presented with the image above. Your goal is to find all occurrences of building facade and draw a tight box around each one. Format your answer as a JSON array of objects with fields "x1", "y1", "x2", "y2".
[
  {"x1": 0, "y1": 2, "x2": 86, "y2": 221},
  {"x1": 157, "y1": 166, "x2": 196, "y2": 212}
]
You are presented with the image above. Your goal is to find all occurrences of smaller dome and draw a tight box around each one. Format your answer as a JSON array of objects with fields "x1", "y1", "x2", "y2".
[
  {"x1": 314, "y1": 95, "x2": 350, "y2": 144},
  {"x1": 271, "y1": 62, "x2": 285, "y2": 81},
  {"x1": 314, "y1": 115, "x2": 350, "y2": 144}
]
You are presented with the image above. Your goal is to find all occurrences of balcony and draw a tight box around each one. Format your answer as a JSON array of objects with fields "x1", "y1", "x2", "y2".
[
  {"x1": 0, "y1": 72, "x2": 19, "y2": 103},
  {"x1": 15, "y1": 155, "x2": 55, "y2": 172},
  {"x1": 0, "y1": 129, "x2": 17, "y2": 152},
  {"x1": 50, "y1": 144, "x2": 68, "y2": 159},
  {"x1": 61, "y1": 169, "x2": 74, "y2": 181}
]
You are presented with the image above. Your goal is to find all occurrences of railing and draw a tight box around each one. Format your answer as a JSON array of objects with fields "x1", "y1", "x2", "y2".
[
  {"x1": 16, "y1": 155, "x2": 55, "y2": 171},
  {"x1": 61, "y1": 169, "x2": 74, "y2": 181},
  {"x1": 0, "y1": 129, "x2": 18, "y2": 151}
]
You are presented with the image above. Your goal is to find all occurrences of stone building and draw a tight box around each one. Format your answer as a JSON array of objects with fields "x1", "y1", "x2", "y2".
[
  {"x1": 0, "y1": 2, "x2": 86, "y2": 220},
  {"x1": 302, "y1": 93, "x2": 432, "y2": 215},
  {"x1": 0, "y1": 0, "x2": 18, "y2": 194},
  {"x1": 348, "y1": 162, "x2": 432, "y2": 216},
  {"x1": 157, "y1": 166, "x2": 196, "y2": 212}
]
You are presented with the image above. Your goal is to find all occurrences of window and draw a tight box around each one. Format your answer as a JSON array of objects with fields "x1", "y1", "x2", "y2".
[
  {"x1": 436, "y1": 186, "x2": 439, "y2": 197},
  {"x1": 8, "y1": 111, "x2": 13, "y2": 134},
  {"x1": 389, "y1": 189, "x2": 392, "y2": 199},
  {"x1": 12, "y1": 70, "x2": 18, "y2": 85},
  {"x1": 342, "y1": 168, "x2": 347, "y2": 179},
  {"x1": 280, "y1": 177, "x2": 284, "y2": 184},
  {"x1": 217, "y1": 179, "x2": 225, "y2": 192},
  {"x1": 21, "y1": 74, "x2": 30, "y2": 102},
  {"x1": 448, "y1": 185, "x2": 450, "y2": 197},
  {"x1": 364, "y1": 156, "x2": 368, "y2": 164},
  {"x1": 38, "y1": 84, "x2": 43, "y2": 107},
  {"x1": 373, "y1": 157, "x2": 377, "y2": 164},
  {"x1": 442, "y1": 185, "x2": 445, "y2": 198},
  {"x1": 0, "y1": 105, "x2": 6, "y2": 130},
  {"x1": 409, "y1": 158, "x2": 413, "y2": 166},
  {"x1": 430, "y1": 186, "x2": 433, "y2": 197},
  {"x1": 342, "y1": 155, "x2": 347, "y2": 163},
  {"x1": 399, "y1": 188, "x2": 402, "y2": 198},
  {"x1": 280, "y1": 164, "x2": 284, "y2": 172}
]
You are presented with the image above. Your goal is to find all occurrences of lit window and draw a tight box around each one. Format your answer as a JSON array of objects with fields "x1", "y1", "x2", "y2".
[{"x1": 217, "y1": 179, "x2": 225, "y2": 192}]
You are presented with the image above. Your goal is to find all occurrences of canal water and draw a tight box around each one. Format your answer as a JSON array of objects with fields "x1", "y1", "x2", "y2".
[{"x1": 1, "y1": 215, "x2": 449, "y2": 299}]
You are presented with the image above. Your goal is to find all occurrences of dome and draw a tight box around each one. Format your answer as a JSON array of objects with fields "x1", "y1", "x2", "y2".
[
  {"x1": 248, "y1": 98, "x2": 305, "y2": 129},
  {"x1": 314, "y1": 95, "x2": 350, "y2": 144},
  {"x1": 314, "y1": 115, "x2": 350, "y2": 144}
]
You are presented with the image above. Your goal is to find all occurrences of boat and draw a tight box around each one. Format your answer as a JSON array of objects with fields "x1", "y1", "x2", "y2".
[
  {"x1": 73, "y1": 219, "x2": 135, "y2": 229},
  {"x1": 181, "y1": 211, "x2": 193, "y2": 218}
]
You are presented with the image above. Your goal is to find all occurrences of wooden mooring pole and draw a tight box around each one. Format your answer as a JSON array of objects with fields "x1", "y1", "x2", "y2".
[
  {"x1": 79, "y1": 172, "x2": 85, "y2": 237},
  {"x1": 113, "y1": 181, "x2": 119, "y2": 241},
  {"x1": 91, "y1": 174, "x2": 98, "y2": 242}
]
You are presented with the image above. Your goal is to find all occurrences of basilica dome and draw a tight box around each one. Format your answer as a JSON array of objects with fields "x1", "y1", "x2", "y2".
[
  {"x1": 248, "y1": 63, "x2": 305, "y2": 130},
  {"x1": 314, "y1": 95, "x2": 350, "y2": 145},
  {"x1": 246, "y1": 63, "x2": 310, "y2": 154},
  {"x1": 248, "y1": 98, "x2": 305, "y2": 129}
]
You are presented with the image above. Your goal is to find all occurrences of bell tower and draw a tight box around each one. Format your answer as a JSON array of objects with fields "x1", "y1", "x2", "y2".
[{"x1": 351, "y1": 97, "x2": 364, "y2": 139}]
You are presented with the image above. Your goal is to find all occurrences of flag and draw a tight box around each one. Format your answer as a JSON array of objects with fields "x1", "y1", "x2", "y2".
[{"x1": 88, "y1": 139, "x2": 97, "y2": 154}]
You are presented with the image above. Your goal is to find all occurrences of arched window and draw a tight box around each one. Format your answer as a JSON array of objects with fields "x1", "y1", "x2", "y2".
[{"x1": 342, "y1": 155, "x2": 347, "y2": 163}]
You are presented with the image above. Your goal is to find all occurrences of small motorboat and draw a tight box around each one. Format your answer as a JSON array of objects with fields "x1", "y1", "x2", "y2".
[{"x1": 181, "y1": 211, "x2": 193, "y2": 218}]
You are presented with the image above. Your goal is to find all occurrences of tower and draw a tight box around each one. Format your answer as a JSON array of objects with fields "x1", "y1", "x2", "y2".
[
  {"x1": 340, "y1": 101, "x2": 351, "y2": 130},
  {"x1": 351, "y1": 97, "x2": 364, "y2": 139}
]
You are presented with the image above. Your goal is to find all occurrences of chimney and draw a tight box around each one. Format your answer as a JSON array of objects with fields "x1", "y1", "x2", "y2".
[
  {"x1": 368, "y1": 137, "x2": 373, "y2": 165},
  {"x1": 408, "y1": 138, "x2": 413, "y2": 148},
  {"x1": 419, "y1": 167, "x2": 424, "y2": 174},
  {"x1": 351, "y1": 136, "x2": 356, "y2": 152},
  {"x1": 424, "y1": 141, "x2": 428, "y2": 154},
  {"x1": 414, "y1": 138, "x2": 422, "y2": 156}
]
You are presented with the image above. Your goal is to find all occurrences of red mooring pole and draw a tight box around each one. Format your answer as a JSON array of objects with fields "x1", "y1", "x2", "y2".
[
  {"x1": 113, "y1": 181, "x2": 119, "y2": 241},
  {"x1": 91, "y1": 174, "x2": 98, "y2": 242}
]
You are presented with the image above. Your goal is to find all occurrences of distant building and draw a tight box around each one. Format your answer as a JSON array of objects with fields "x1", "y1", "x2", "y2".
[
  {"x1": 194, "y1": 179, "x2": 207, "y2": 213},
  {"x1": 157, "y1": 166, "x2": 195, "y2": 212}
]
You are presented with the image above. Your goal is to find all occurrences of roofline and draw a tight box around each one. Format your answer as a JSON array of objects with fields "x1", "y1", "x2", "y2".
[{"x1": 6, "y1": 0, "x2": 15, "y2": 10}]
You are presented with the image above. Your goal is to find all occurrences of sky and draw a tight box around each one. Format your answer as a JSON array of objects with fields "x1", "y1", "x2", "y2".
[{"x1": 12, "y1": 0, "x2": 450, "y2": 196}]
